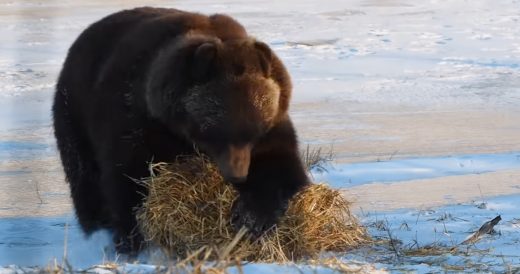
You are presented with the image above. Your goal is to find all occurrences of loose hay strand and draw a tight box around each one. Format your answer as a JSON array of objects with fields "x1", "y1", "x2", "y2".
[{"x1": 136, "y1": 154, "x2": 369, "y2": 262}]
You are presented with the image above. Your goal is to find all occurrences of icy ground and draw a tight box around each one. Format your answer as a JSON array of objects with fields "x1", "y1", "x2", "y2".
[
  {"x1": 1, "y1": 0, "x2": 520, "y2": 272},
  {"x1": 1, "y1": 154, "x2": 519, "y2": 272},
  {"x1": 355, "y1": 195, "x2": 520, "y2": 273}
]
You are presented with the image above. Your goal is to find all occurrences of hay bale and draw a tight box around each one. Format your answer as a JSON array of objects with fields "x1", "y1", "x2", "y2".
[{"x1": 136, "y1": 155, "x2": 369, "y2": 262}]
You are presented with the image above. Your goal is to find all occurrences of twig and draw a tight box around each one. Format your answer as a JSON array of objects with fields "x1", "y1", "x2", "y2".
[
  {"x1": 385, "y1": 220, "x2": 401, "y2": 259},
  {"x1": 461, "y1": 215, "x2": 501, "y2": 245},
  {"x1": 34, "y1": 180, "x2": 43, "y2": 204},
  {"x1": 388, "y1": 150, "x2": 399, "y2": 161}
]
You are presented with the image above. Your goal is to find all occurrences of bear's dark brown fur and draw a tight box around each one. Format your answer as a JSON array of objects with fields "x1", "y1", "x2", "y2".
[{"x1": 53, "y1": 7, "x2": 309, "y2": 254}]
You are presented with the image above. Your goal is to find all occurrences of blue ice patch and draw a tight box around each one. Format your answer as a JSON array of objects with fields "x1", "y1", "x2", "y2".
[{"x1": 313, "y1": 152, "x2": 520, "y2": 188}]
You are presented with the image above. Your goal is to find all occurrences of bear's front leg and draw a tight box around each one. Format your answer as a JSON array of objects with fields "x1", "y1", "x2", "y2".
[
  {"x1": 231, "y1": 184, "x2": 289, "y2": 236},
  {"x1": 230, "y1": 118, "x2": 310, "y2": 236},
  {"x1": 96, "y1": 134, "x2": 154, "y2": 255}
]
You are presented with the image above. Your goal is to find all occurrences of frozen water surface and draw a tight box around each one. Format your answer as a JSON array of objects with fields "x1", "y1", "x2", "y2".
[
  {"x1": 1, "y1": 192, "x2": 519, "y2": 272},
  {"x1": 354, "y1": 194, "x2": 520, "y2": 273},
  {"x1": 1, "y1": 0, "x2": 520, "y2": 272},
  {"x1": 0, "y1": 215, "x2": 113, "y2": 268},
  {"x1": 0, "y1": 153, "x2": 519, "y2": 270},
  {"x1": 313, "y1": 152, "x2": 520, "y2": 187}
]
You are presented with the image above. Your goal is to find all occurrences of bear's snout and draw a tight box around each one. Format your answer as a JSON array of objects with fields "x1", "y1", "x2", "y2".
[{"x1": 216, "y1": 144, "x2": 252, "y2": 185}]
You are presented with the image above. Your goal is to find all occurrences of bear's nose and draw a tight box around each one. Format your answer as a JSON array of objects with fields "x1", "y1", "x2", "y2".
[{"x1": 227, "y1": 176, "x2": 247, "y2": 185}]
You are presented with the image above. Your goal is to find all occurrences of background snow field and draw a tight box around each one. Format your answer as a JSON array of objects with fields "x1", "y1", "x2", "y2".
[{"x1": 0, "y1": 0, "x2": 519, "y2": 272}]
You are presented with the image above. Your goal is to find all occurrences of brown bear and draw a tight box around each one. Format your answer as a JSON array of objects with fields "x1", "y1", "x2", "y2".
[{"x1": 52, "y1": 7, "x2": 310, "y2": 254}]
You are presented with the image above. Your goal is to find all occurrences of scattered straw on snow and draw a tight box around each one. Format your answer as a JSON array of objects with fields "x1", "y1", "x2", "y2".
[{"x1": 137, "y1": 154, "x2": 369, "y2": 262}]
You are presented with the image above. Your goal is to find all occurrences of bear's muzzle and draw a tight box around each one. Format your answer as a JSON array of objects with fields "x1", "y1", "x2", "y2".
[{"x1": 216, "y1": 144, "x2": 252, "y2": 185}]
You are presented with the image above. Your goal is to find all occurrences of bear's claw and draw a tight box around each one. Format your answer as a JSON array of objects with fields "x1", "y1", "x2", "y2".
[{"x1": 230, "y1": 196, "x2": 287, "y2": 238}]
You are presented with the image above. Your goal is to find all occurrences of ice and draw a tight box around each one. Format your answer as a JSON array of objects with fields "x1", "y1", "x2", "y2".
[
  {"x1": 0, "y1": 215, "x2": 114, "y2": 268},
  {"x1": 312, "y1": 152, "x2": 520, "y2": 187},
  {"x1": 1, "y1": 0, "x2": 519, "y2": 272},
  {"x1": 353, "y1": 194, "x2": 520, "y2": 272}
]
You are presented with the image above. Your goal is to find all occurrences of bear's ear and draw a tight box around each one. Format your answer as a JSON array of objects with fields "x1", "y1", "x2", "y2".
[
  {"x1": 192, "y1": 42, "x2": 218, "y2": 82},
  {"x1": 254, "y1": 41, "x2": 272, "y2": 77}
]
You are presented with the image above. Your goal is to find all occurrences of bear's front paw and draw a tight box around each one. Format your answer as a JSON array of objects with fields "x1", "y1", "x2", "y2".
[{"x1": 230, "y1": 195, "x2": 288, "y2": 238}]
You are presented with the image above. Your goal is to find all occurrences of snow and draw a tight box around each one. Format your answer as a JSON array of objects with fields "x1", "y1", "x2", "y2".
[
  {"x1": 0, "y1": 215, "x2": 113, "y2": 268},
  {"x1": 312, "y1": 152, "x2": 520, "y2": 187},
  {"x1": 1, "y1": 155, "x2": 518, "y2": 272},
  {"x1": 1, "y1": 0, "x2": 519, "y2": 272},
  {"x1": 353, "y1": 194, "x2": 520, "y2": 272},
  {"x1": 1, "y1": 195, "x2": 518, "y2": 272}
]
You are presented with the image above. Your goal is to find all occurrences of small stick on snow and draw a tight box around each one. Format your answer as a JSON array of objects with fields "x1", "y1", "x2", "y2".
[{"x1": 461, "y1": 215, "x2": 501, "y2": 245}]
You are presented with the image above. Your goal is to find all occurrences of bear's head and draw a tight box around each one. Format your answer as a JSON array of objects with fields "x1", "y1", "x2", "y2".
[{"x1": 146, "y1": 35, "x2": 291, "y2": 184}]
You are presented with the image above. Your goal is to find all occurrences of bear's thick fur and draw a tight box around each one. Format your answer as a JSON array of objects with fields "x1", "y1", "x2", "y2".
[{"x1": 53, "y1": 7, "x2": 309, "y2": 253}]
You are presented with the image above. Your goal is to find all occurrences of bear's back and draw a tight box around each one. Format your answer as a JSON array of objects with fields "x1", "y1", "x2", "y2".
[
  {"x1": 57, "y1": 7, "x2": 249, "y2": 124},
  {"x1": 59, "y1": 7, "x2": 248, "y2": 94}
]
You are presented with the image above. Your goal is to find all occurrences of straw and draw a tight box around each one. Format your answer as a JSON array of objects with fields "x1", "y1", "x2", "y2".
[{"x1": 136, "y1": 154, "x2": 369, "y2": 262}]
